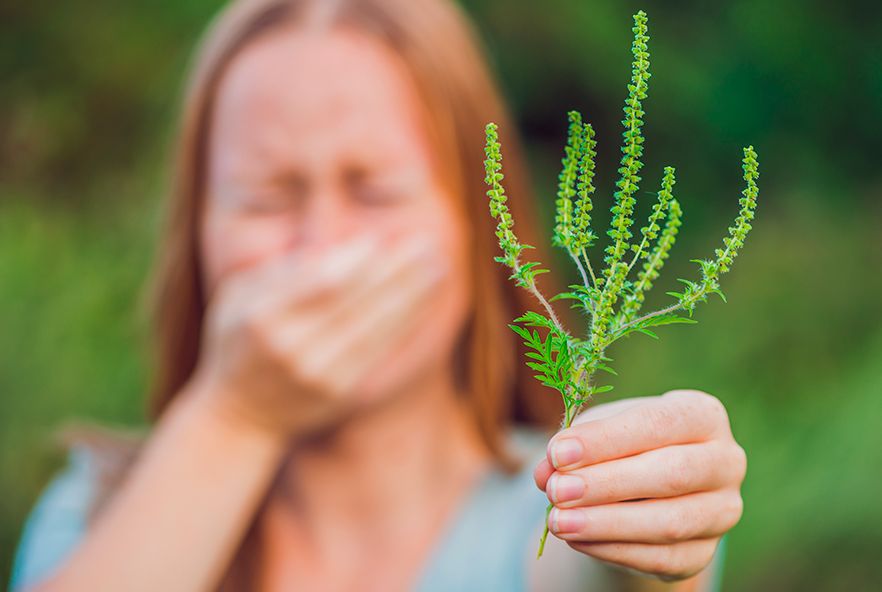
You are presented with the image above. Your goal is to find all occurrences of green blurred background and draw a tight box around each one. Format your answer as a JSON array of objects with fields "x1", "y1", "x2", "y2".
[{"x1": 2, "y1": 0, "x2": 880, "y2": 589}]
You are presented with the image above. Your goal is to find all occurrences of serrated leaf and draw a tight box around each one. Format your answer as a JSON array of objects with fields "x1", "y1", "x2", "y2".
[
  {"x1": 514, "y1": 311, "x2": 554, "y2": 329},
  {"x1": 508, "y1": 324, "x2": 532, "y2": 342},
  {"x1": 526, "y1": 361, "x2": 550, "y2": 373}
]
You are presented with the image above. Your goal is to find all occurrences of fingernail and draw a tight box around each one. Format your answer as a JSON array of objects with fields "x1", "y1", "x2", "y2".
[
  {"x1": 549, "y1": 438, "x2": 583, "y2": 469},
  {"x1": 547, "y1": 474, "x2": 584, "y2": 504},
  {"x1": 549, "y1": 508, "x2": 585, "y2": 534}
]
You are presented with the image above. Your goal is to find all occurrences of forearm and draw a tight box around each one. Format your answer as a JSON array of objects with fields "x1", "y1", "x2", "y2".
[{"x1": 35, "y1": 383, "x2": 288, "y2": 592}]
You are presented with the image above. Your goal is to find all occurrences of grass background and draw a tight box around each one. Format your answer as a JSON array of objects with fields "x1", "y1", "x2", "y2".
[{"x1": 2, "y1": 0, "x2": 881, "y2": 589}]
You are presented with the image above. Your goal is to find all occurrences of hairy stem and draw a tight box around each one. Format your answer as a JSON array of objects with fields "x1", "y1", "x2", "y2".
[
  {"x1": 581, "y1": 248, "x2": 598, "y2": 287},
  {"x1": 613, "y1": 288, "x2": 704, "y2": 338},
  {"x1": 512, "y1": 258, "x2": 566, "y2": 333}
]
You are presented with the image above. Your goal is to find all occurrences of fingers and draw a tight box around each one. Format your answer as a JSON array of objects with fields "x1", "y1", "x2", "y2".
[
  {"x1": 312, "y1": 235, "x2": 436, "y2": 328},
  {"x1": 545, "y1": 441, "x2": 744, "y2": 507},
  {"x1": 533, "y1": 397, "x2": 649, "y2": 491},
  {"x1": 533, "y1": 456, "x2": 553, "y2": 491},
  {"x1": 568, "y1": 538, "x2": 720, "y2": 580},
  {"x1": 291, "y1": 249, "x2": 445, "y2": 396},
  {"x1": 547, "y1": 390, "x2": 732, "y2": 471},
  {"x1": 324, "y1": 260, "x2": 446, "y2": 395},
  {"x1": 249, "y1": 233, "x2": 385, "y2": 314},
  {"x1": 275, "y1": 234, "x2": 436, "y2": 346},
  {"x1": 217, "y1": 233, "x2": 380, "y2": 319},
  {"x1": 547, "y1": 489, "x2": 743, "y2": 544}
]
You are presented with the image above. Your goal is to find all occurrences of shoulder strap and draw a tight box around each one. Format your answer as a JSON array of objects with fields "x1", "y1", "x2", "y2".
[{"x1": 9, "y1": 446, "x2": 98, "y2": 591}]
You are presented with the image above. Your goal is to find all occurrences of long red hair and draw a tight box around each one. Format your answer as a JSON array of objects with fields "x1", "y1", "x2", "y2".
[
  {"x1": 146, "y1": 0, "x2": 573, "y2": 466},
  {"x1": 72, "y1": 0, "x2": 578, "y2": 587}
]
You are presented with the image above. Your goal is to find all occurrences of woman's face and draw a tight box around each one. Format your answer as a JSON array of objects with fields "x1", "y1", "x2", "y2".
[{"x1": 200, "y1": 25, "x2": 472, "y2": 402}]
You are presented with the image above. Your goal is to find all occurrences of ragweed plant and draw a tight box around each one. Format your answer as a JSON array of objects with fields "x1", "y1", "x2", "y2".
[{"x1": 482, "y1": 10, "x2": 760, "y2": 558}]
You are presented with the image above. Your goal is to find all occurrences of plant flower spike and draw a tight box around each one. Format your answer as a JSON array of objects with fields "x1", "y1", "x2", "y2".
[{"x1": 483, "y1": 9, "x2": 760, "y2": 559}]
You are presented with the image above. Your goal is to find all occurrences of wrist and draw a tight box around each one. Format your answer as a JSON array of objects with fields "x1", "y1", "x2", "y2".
[{"x1": 175, "y1": 377, "x2": 291, "y2": 456}]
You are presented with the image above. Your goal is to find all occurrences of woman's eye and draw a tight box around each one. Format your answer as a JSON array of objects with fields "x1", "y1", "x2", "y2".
[
  {"x1": 242, "y1": 191, "x2": 295, "y2": 214},
  {"x1": 352, "y1": 183, "x2": 404, "y2": 205}
]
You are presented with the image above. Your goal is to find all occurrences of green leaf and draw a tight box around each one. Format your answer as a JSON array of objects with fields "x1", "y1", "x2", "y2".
[
  {"x1": 508, "y1": 324, "x2": 533, "y2": 342},
  {"x1": 514, "y1": 311, "x2": 554, "y2": 329},
  {"x1": 637, "y1": 328, "x2": 659, "y2": 339},
  {"x1": 639, "y1": 314, "x2": 698, "y2": 329},
  {"x1": 710, "y1": 288, "x2": 728, "y2": 303},
  {"x1": 526, "y1": 361, "x2": 550, "y2": 374},
  {"x1": 592, "y1": 385, "x2": 615, "y2": 394}
]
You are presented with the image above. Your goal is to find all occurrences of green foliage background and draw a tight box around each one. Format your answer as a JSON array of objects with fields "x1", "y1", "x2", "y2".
[{"x1": 2, "y1": 1, "x2": 880, "y2": 589}]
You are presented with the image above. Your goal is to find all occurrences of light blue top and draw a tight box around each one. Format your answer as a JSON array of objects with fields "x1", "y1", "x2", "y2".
[{"x1": 9, "y1": 426, "x2": 724, "y2": 591}]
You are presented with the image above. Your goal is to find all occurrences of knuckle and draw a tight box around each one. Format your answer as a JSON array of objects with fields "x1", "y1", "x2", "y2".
[
  {"x1": 661, "y1": 523, "x2": 687, "y2": 544},
  {"x1": 642, "y1": 404, "x2": 680, "y2": 442},
  {"x1": 731, "y1": 443, "x2": 748, "y2": 481},
  {"x1": 667, "y1": 389, "x2": 724, "y2": 415},
  {"x1": 662, "y1": 388, "x2": 701, "y2": 405},
  {"x1": 723, "y1": 492, "x2": 744, "y2": 529},
  {"x1": 665, "y1": 452, "x2": 695, "y2": 494},
  {"x1": 665, "y1": 389, "x2": 730, "y2": 434},
  {"x1": 661, "y1": 508, "x2": 691, "y2": 542},
  {"x1": 704, "y1": 396, "x2": 730, "y2": 427}
]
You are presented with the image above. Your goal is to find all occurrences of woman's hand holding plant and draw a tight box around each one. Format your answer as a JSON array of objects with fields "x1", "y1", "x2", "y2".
[{"x1": 533, "y1": 390, "x2": 746, "y2": 580}]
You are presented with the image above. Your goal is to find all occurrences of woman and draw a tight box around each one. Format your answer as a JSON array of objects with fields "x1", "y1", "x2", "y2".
[{"x1": 10, "y1": 0, "x2": 747, "y2": 590}]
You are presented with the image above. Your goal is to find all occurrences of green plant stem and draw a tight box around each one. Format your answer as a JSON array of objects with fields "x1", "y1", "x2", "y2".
[
  {"x1": 613, "y1": 287, "x2": 706, "y2": 337},
  {"x1": 536, "y1": 372, "x2": 593, "y2": 558},
  {"x1": 537, "y1": 503, "x2": 553, "y2": 558},
  {"x1": 581, "y1": 248, "x2": 598, "y2": 287},
  {"x1": 570, "y1": 251, "x2": 591, "y2": 293},
  {"x1": 512, "y1": 258, "x2": 567, "y2": 333}
]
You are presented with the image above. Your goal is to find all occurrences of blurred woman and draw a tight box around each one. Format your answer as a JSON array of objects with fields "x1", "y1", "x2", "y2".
[{"x1": 10, "y1": 0, "x2": 746, "y2": 590}]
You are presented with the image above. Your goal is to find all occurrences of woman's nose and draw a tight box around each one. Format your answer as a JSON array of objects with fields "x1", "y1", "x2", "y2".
[{"x1": 294, "y1": 186, "x2": 358, "y2": 252}]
